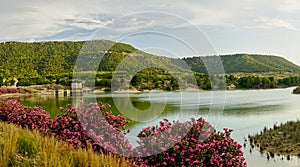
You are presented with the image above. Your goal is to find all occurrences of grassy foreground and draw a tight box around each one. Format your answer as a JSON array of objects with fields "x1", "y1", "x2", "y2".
[{"x1": 0, "y1": 121, "x2": 131, "y2": 167}]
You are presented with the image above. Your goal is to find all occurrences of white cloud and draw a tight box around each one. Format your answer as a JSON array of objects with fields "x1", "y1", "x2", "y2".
[
  {"x1": 254, "y1": 17, "x2": 299, "y2": 30},
  {"x1": 278, "y1": 0, "x2": 300, "y2": 12},
  {"x1": 61, "y1": 17, "x2": 113, "y2": 30},
  {"x1": 164, "y1": 0, "x2": 300, "y2": 30},
  {"x1": 1, "y1": 0, "x2": 300, "y2": 65},
  {"x1": 108, "y1": 16, "x2": 157, "y2": 33},
  {"x1": 0, "y1": 0, "x2": 300, "y2": 41}
]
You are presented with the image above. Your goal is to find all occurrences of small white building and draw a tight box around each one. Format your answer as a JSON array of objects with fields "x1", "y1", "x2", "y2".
[{"x1": 71, "y1": 82, "x2": 83, "y2": 95}]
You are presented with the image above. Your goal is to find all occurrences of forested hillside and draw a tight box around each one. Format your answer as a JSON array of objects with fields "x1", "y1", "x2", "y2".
[
  {"x1": 1, "y1": 41, "x2": 300, "y2": 90},
  {"x1": 0, "y1": 41, "x2": 190, "y2": 87},
  {"x1": 183, "y1": 54, "x2": 300, "y2": 74},
  {"x1": 0, "y1": 40, "x2": 140, "y2": 77},
  {"x1": 0, "y1": 41, "x2": 191, "y2": 77},
  {"x1": 2, "y1": 41, "x2": 300, "y2": 77}
]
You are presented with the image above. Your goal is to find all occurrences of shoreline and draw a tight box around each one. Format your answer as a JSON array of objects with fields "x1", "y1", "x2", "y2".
[{"x1": 0, "y1": 85, "x2": 296, "y2": 98}]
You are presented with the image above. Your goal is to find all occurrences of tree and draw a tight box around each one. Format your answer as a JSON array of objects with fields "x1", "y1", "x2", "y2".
[
  {"x1": 0, "y1": 76, "x2": 3, "y2": 86},
  {"x1": 131, "y1": 74, "x2": 142, "y2": 87},
  {"x1": 261, "y1": 77, "x2": 271, "y2": 88}
]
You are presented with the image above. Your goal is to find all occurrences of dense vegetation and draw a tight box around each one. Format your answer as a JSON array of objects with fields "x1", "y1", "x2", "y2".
[
  {"x1": 248, "y1": 120, "x2": 300, "y2": 160},
  {"x1": 1, "y1": 41, "x2": 300, "y2": 90},
  {"x1": 0, "y1": 41, "x2": 187, "y2": 88},
  {"x1": 2, "y1": 69, "x2": 300, "y2": 91},
  {"x1": 129, "y1": 73, "x2": 299, "y2": 91},
  {"x1": 226, "y1": 75, "x2": 276, "y2": 89},
  {"x1": 0, "y1": 40, "x2": 137, "y2": 77},
  {"x1": 0, "y1": 99, "x2": 247, "y2": 166},
  {"x1": 183, "y1": 54, "x2": 300, "y2": 74}
]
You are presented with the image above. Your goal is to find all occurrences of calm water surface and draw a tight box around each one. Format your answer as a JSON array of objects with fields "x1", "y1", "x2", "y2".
[{"x1": 17, "y1": 87, "x2": 300, "y2": 167}]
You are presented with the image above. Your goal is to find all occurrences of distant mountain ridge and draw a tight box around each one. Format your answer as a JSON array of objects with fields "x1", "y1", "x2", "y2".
[
  {"x1": 182, "y1": 54, "x2": 300, "y2": 74},
  {"x1": 0, "y1": 41, "x2": 299, "y2": 78}
]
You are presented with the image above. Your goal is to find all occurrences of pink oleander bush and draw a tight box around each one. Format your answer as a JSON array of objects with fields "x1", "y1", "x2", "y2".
[
  {"x1": 49, "y1": 104, "x2": 90, "y2": 148},
  {"x1": 78, "y1": 102, "x2": 132, "y2": 154},
  {"x1": 0, "y1": 98, "x2": 247, "y2": 167},
  {"x1": 0, "y1": 87, "x2": 32, "y2": 95},
  {"x1": 0, "y1": 99, "x2": 50, "y2": 133},
  {"x1": 134, "y1": 118, "x2": 246, "y2": 167},
  {"x1": 50, "y1": 102, "x2": 132, "y2": 154}
]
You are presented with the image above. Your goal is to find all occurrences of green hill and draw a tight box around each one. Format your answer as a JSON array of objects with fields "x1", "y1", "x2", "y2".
[
  {"x1": 0, "y1": 40, "x2": 189, "y2": 79},
  {"x1": 182, "y1": 54, "x2": 300, "y2": 74},
  {"x1": 0, "y1": 41, "x2": 300, "y2": 79},
  {"x1": 0, "y1": 40, "x2": 139, "y2": 77}
]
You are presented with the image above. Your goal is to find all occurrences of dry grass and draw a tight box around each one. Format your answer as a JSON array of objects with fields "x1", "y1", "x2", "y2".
[{"x1": 0, "y1": 121, "x2": 132, "y2": 167}]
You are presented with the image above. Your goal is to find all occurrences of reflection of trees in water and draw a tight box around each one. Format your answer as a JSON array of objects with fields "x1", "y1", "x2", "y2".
[
  {"x1": 17, "y1": 95, "x2": 72, "y2": 118},
  {"x1": 95, "y1": 97, "x2": 180, "y2": 125},
  {"x1": 17, "y1": 94, "x2": 284, "y2": 121},
  {"x1": 17, "y1": 95, "x2": 180, "y2": 122},
  {"x1": 222, "y1": 104, "x2": 285, "y2": 117},
  {"x1": 107, "y1": 97, "x2": 166, "y2": 122}
]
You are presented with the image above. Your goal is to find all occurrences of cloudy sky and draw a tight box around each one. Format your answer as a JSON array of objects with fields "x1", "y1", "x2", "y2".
[{"x1": 1, "y1": 0, "x2": 300, "y2": 65}]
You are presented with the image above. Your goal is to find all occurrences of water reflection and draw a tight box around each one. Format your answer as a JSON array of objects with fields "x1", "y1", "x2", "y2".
[{"x1": 18, "y1": 95, "x2": 71, "y2": 118}]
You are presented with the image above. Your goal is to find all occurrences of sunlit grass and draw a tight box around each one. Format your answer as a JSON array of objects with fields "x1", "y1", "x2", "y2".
[{"x1": 0, "y1": 121, "x2": 131, "y2": 167}]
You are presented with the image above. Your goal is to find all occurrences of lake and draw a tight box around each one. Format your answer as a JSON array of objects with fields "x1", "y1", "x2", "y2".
[{"x1": 17, "y1": 87, "x2": 300, "y2": 167}]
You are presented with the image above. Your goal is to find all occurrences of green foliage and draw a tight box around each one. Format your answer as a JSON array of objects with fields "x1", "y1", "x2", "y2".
[
  {"x1": 236, "y1": 76, "x2": 275, "y2": 89},
  {"x1": 108, "y1": 42, "x2": 137, "y2": 53},
  {"x1": 1, "y1": 41, "x2": 300, "y2": 90},
  {"x1": 0, "y1": 76, "x2": 3, "y2": 86},
  {"x1": 0, "y1": 41, "x2": 83, "y2": 78},
  {"x1": 17, "y1": 135, "x2": 38, "y2": 158},
  {"x1": 95, "y1": 79, "x2": 111, "y2": 87},
  {"x1": 278, "y1": 76, "x2": 300, "y2": 87},
  {"x1": 128, "y1": 68, "x2": 187, "y2": 91},
  {"x1": 183, "y1": 54, "x2": 300, "y2": 74},
  {"x1": 1, "y1": 41, "x2": 300, "y2": 78},
  {"x1": 0, "y1": 41, "x2": 138, "y2": 78},
  {"x1": 98, "y1": 52, "x2": 127, "y2": 71}
]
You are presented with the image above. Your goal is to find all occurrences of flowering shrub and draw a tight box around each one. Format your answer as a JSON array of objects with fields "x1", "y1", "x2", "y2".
[
  {"x1": 0, "y1": 88, "x2": 32, "y2": 95},
  {"x1": 0, "y1": 98, "x2": 23, "y2": 122},
  {"x1": 0, "y1": 98, "x2": 247, "y2": 166},
  {"x1": 201, "y1": 128, "x2": 246, "y2": 167},
  {"x1": 0, "y1": 98, "x2": 50, "y2": 133},
  {"x1": 134, "y1": 118, "x2": 246, "y2": 167},
  {"x1": 49, "y1": 104, "x2": 90, "y2": 148},
  {"x1": 77, "y1": 102, "x2": 132, "y2": 154},
  {"x1": 49, "y1": 102, "x2": 132, "y2": 154}
]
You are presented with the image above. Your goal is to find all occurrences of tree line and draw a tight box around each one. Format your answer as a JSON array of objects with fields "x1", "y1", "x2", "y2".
[{"x1": 1, "y1": 70, "x2": 300, "y2": 91}]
